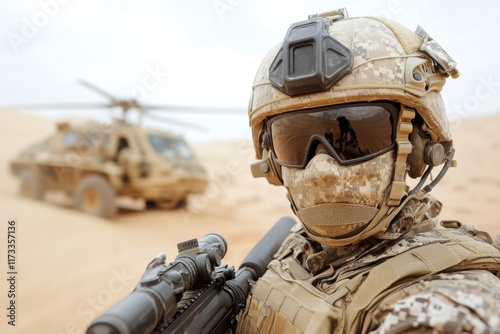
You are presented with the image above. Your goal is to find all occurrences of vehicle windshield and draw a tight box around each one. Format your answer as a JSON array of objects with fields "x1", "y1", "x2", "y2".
[{"x1": 147, "y1": 134, "x2": 195, "y2": 159}]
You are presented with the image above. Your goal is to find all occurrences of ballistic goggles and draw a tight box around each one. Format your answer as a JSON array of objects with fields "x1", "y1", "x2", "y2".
[{"x1": 266, "y1": 102, "x2": 399, "y2": 168}]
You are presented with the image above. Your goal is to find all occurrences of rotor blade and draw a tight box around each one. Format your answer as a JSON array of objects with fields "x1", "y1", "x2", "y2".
[
  {"x1": 144, "y1": 111, "x2": 209, "y2": 132},
  {"x1": 142, "y1": 104, "x2": 244, "y2": 114},
  {"x1": 3, "y1": 103, "x2": 112, "y2": 110},
  {"x1": 78, "y1": 79, "x2": 118, "y2": 101}
]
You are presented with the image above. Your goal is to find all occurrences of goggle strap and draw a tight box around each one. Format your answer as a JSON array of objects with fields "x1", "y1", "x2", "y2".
[{"x1": 387, "y1": 107, "x2": 415, "y2": 206}]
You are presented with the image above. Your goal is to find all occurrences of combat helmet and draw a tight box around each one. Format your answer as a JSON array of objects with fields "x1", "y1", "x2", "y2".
[{"x1": 249, "y1": 9, "x2": 460, "y2": 246}]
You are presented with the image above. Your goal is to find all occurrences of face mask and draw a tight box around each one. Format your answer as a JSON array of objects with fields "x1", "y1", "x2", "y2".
[{"x1": 282, "y1": 150, "x2": 395, "y2": 243}]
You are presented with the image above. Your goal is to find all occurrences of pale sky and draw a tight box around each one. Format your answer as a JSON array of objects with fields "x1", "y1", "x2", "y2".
[{"x1": 1, "y1": 0, "x2": 499, "y2": 141}]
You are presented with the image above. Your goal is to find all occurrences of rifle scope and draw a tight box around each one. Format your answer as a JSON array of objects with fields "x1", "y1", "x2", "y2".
[{"x1": 86, "y1": 233, "x2": 227, "y2": 334}]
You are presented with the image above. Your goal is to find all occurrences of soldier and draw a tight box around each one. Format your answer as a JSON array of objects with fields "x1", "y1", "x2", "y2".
[{"x1": 237, "y1": 8, "x2": 500, "y2": 333}]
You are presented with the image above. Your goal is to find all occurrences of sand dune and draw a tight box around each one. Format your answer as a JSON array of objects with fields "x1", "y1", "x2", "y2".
[{"x1": 0, "y1": 109, "x2": 499, "y2": 333}]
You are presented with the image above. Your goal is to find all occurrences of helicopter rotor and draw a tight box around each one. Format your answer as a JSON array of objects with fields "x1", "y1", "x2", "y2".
[{"x1": 4, "y1": 79, "x2": 242, "y2": 132}]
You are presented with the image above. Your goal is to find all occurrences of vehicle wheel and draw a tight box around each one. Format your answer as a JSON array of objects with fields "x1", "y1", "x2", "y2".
[
  {"x1": 145, "y1": 200, "x2": 158, "y2": 209},
  {"x1": 19, "y1": 169, "x2": 45, "y2": 200},
  {"x1": 176, "y1": 198, "x2": 188, "y2": 209},
  {"x1": 74, "y1": 174, "x2": 116, "y2": 218}
]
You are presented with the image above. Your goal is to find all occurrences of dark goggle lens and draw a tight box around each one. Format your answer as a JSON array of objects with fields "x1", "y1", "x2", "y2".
[{"x1": 269, "y1": 104, "x2": 397, "y2": 167}]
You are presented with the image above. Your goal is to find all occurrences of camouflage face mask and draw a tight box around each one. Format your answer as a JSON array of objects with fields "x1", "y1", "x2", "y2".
[{"x1": 282, "y1": 150, "x2": 395, "y2": 241}]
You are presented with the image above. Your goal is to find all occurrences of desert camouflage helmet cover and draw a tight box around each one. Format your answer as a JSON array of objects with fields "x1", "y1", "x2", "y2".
[{"x1": 249, "y1": 9, "x2": 460, "y2": 160}]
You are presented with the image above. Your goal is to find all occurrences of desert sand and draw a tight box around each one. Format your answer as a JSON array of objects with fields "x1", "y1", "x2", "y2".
[{"x1": 1, "y1": 109, "x2": 500, "y2": 334}]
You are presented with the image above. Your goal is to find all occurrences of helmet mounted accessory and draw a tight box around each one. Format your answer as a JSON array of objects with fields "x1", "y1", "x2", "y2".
[
  {"x1": 269, "y1": 15, "x2": 353, "y2": 96},
  {"x1": 416, "y1": 26, "x2": 461, "y2": 79},
  {"x1": 407, "y1": 114, "x2": 450, "y2": 178}
]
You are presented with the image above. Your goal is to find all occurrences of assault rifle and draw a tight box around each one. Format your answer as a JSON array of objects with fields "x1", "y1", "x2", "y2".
[{"x1": 86, "y1": 216, "x2": 296, "y2": 334}]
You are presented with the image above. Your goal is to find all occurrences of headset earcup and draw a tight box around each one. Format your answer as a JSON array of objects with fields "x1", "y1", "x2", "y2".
[{"x1": 407, "y1": 123, "x2": 428, "y2": 178}]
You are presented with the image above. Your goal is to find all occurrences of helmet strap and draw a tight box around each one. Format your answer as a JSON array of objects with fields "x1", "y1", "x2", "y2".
[{"x1": 387, "y1": 106, "x2": 415, "y2": 206}]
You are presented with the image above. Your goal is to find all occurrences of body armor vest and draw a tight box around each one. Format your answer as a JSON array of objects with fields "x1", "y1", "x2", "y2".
[{"x1": 236, "y1": 199, "x2": 500, "y2": 333}]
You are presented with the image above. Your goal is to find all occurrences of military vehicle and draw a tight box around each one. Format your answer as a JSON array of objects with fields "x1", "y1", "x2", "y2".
[{"x1": 9, "y1": 81, "x2": 211, "y2": 218}]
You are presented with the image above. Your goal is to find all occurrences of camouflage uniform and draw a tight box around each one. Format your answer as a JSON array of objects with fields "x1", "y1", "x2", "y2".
[
  {"x1": 238, "y1": 8, "x2": 500, "y2": 334},
  {"x1": 237, "y1": 195, "x2": 500, "y2": 333}
]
